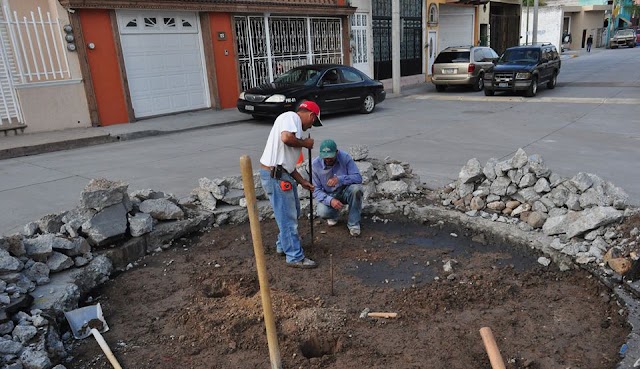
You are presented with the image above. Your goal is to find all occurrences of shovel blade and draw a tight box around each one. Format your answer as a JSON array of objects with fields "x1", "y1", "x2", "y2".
[{"x1": 64, "y1": 303, "x2": 109, "y2": 340}]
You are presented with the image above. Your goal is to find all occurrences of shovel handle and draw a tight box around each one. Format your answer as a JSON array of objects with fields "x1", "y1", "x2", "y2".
[
  {"x1": 91, "y1": 328, "x2": 123, "y2": 369},
  {"x1": 479, "y1": 327, "x2": 506, "y2": 369}
]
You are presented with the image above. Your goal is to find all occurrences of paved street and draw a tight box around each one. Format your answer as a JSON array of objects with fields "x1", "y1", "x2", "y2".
[{"x1": 1, "y1": 47, "x2": 639, "y2": 235}]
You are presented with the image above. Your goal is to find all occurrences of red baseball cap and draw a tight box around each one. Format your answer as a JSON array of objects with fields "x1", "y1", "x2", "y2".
[{"x1": 298, "y1": 101, "x2": 323, "y2": 127}]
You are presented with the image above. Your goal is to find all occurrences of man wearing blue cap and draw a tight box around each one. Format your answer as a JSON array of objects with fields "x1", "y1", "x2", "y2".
[{"x1": 311, "y1": 139, "x2": 363, "y2": 236}]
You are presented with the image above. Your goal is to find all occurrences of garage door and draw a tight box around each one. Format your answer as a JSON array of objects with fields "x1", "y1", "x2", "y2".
[
  {"x1": 116, "y1": 11, "x2": 209, "y2": 118},
  {"x1": 438, "y1": 5, "x2": 475, "y2": 53}
]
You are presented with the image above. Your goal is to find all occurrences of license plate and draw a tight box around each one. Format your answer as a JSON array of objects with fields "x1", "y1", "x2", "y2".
[
  {"x1": 443, "y1": 68, "x2": 456, "y2": 74},
  {"x1": 245, "y1": 105, "x2": 254, "y2": 111},
  {"x1": 498, "y1": 83, "x2": 508, "y2": 88}
]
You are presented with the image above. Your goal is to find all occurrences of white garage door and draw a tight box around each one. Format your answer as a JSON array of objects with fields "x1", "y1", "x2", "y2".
[
  {"x1": 116, "y1": 11, "x2": 209, "y2": 118},
  {"x1": 438, "y1": 5, "x2": 475, "y2": 53}
]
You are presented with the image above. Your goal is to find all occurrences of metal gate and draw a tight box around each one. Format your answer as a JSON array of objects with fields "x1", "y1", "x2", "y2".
[
  {"x1": 0, "y1": 7, "x2": 22, "y2": 126},
  {"x1": 373, "y1": 0, "x2": 423, "y2": 80},
  {"x1": 235, "y1": 15, "x2": 342, "y2": 91},
  {"x1": 350, "y1": 12, "x2": 369, "y2": 76}
]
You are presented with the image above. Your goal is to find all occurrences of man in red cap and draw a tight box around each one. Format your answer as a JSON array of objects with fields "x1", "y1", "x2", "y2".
[{"x1": 259, "y1": 101, "x2": 323, "y2": 269}]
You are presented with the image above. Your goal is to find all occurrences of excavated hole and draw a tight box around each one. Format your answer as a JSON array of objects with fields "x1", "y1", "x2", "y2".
[
  {"x1": 202, "y1": 274, "x2": 259, "y2": 298},
  {"x1": 299, "y1": 335, "x2": 339, "y2": 359}
]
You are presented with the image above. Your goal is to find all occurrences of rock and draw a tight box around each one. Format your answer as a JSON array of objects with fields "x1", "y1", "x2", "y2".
[
  {"x1": 512, "y1": 203, "x2": 531, "y2": 216},
  {"x1": 505, "y1": 200, "x2": 521, "y2": 210},
  {"x1": 486, "y1": 201, "x2": 506, "y2": 211},
  {"x1": 631, "y1": 227, "x2": 640, "y2": 238},
  {"x1": 221, "y1": 189, "x2": 245, "y2": 206},
  {"x1": 518, "y1": 222, "x2": 533, "y2": 232},
  {"x1": 465, "y1": 210, "x2": 479, "y2": 217},
  {"x1": 37, "y1": 213, "x2": 66, "y2": 234},
  {"x1": 24, "y1": 262, "x2": 50, "y2": 285},
  {"x1": 459, "y1": 158, "x2": 483, "y2": 184},
  {"x1": 458, "y1": 183, "x2": 475, "y2": 198},
  {"x1": 490, "y1": 177, "x2": 511, "y2": 196},
  {"x1": 508, "y1": 169, "x2": 524, "y2": 185},
  {"x1": 566, "y1": 193, "x2": 581, "y2": 211},
  {"x1": 579, "y1": 188, "x2": 606, "y2": 208},
  {"x1": 514, "y1": 187, "x2": 540, "y2": 203},
  {"x1": 561, "y1": 243, "x2": 581, "y2": 256},
  {"x1": 576, "y1": 255, "x2": 595, "y2": 264},
  {"x1": 53, "y1": 237, "x2": 90, "y2": 257},
  {"x1": 532, "y1": 201, "x2": 548, "y2": 213},
  {"x1": 543, "y1": 213, "x2": 579, "y2": 236},
  {"x1": 178, "y1": 194, "x2": 198, "y2": 207},
  {"x1": 62, "y1": 208, "x2": 96, "y2": 236},
  {"x1": 565, "y1": 207, "x2": 624, "y2": 238},
  {"x1": 0, "y1": 336, "x2": 23, "y2": 354},
  {"x1": 443, "y1": 260, "x2": 454, "y2": 273},
  {"x1": 22, "y1": 222, "x2": 39, "y2": 237},
  {"x1": 519, "y1": 211, "x2": 531, "y2": 222},
  {"x1": 483, "y1": 158, "x2": 498, "y2": 180},
  {"x1": 550, "y1": 187, "x2": 569, "y2": 207},
  {"x1": 347, "y1": 145, "x2": 369, "y2": 161},
  {"x1": 128, "y1": 213, "x2": 153, "y2": 237},
  {"x1": 47, "y1": 252, "x2": 74, "y2": 273},
  {"x1": 550, "y1": 238, "x2": 565, "y2": 250},
  {"x1": 527, "y1": 211, "x2": 548, "y2": 229},
  {"x1": 355, "y1": 161, "x2": 374, "y2": 183},
  {"x1": 570, "y1": 172, "x2": 593, "y2": 192},
  {"x1": 377, "y1": 181, "x2": 409, "y2": 195},
  {"x1": 199, "y1": 177, "x2": 226, "y2": 200},
  {"x1": 20, "y1": 347, "x2": 52, "y2": 369},
  {"x1": 486, "y1": 194, "x2": 500, "y2": 203},
  {"x1": 506, "y1": 184, "x2": 518, "y2": 196},
  {"x1": 82, "y1": 203, "x2": 128, "y2": 246},
  {"x1": 0, "y1": 249, "x2": 22, "y2": 273},
  {"x1": 604, "y1": 181, "x2": 629, "y2": 210},
  {"x1": 195, "y1": 188, "x2": 217, "y2": 211},
  {"x1": 387, "y1": 163, "x2": 406, "y2": 180},
  {"x1": 81, "y1": 179, "x2": 129, "y2": 212},
  {"x1": 608, "y1": 258, "x2": 632, "y2": 275},
  {"x1": 549, "y1": 173, "x2": 563, "y2": 188},
  {"x1": 13, "y1": 325, "x2": 37, "y2": 344},
  {"x1": 519, "y1": 173, "x2": 537, "y2": 188},
  {"x1": 537, "y1": 257, "x2": 551, "y2": 267},
  {"x1": 502, "y1": 207, "x2": 513, "y2": 215},
  {"x1": 534, "y1": 178, "x2": 551, "y2": 193},
  {"x1": 0, "y1": 320, "x2": 14, "y2": 335},
  {"x1": 139, "y1": 199, "x2": 184, "y2": 220},
  {"x1": 23, "y1": 235, "x2": 57, "y2": 262},
  {"x1": 509, "y1": 148, "x2": 528, "y2": 168},
  {"x1": 528, "y1": 154, "x2": 551, "y2": 177},
  {"x1": 470, "y1": 197, "x2": 485, "y2": 211},
  {"x1": 548, "y1": 208, "x2": 568, "y2": 217}
]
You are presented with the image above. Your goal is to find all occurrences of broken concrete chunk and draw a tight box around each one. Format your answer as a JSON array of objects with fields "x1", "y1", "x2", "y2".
[
  {"x1": 0, "y1": 249, "x2": 22, "y2": 273},
  {"x1": 82, "y1": 203, "x2": 128, "y2": 246},
  {"x1": 490, "y1": 176, "x2": 511, "y2": 196},
  {"x1": 140, "y1": 199, "x2": 184, "y2": 220},
  {"x1": 565, "y1": 206, "x2": 624, "y2": 239},
  {"x1": 483, "y1": 158, "x2": 498, "y2": 181},
  {"x1": 387, "y1": 163, "x2": 407, "y2": 180},
  {"x1": 377, "y1": 181, "x2": 409, "y2": 195},
  {"x1": 47, "y1": 252, "x2": 74, "y2": 273},
  {"x1": 129, "y1": 213, "x2": 154, "y2": 237},
  {"x1": 199, "y1": 177, "x2": 226, "y2": 200},
  {"x1": 509, "y1": 148, "x2": 528, "y2": 169},
  {"x1": 458, "y1": 158, "x2": 483, "y2": 184},
  {"x1": 569, "y1": 172, "x2": 593, "y2": 193},
  {"x1": 537, "y1": 257, "x2": 551, "y2": 267},
  {"x1": 534, "y1": 178, "x2": 551, "y2": 193},
  {"x1": 528, "y1": 154, "x2": 551, "y2": 178},
  {"x1": 347, "y1": 145, "x2": 369, "y2": 161},
  {"x1": 81, "y1": 179, "x2": 129, "y2": 212}
]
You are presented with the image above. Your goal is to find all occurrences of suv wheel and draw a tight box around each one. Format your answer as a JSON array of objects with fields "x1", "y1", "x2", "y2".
[
  {"x1": 484, "y1": 88, "x2": 494, "y2": 96},
  {"x1": 547, "y1": 71, "x2": 557, "y2": 89},
  {"x1": 435, "y1": 85, "x2": 447, "y2": 92},
  {"x1": 525, "y1": 76, "x2": 538, "y2": 97},
  {"x1": 472, "y1": 73, "x2": 484, "y2": 91}
]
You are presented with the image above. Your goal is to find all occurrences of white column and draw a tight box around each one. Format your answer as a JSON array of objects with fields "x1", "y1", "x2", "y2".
[
  {"x1": 392, "y1": 0, "x2": 400, "y2": 94},
  {"x1": 532, "y1": 0, "x2": 539, "y2": 44},
  {"x1": 306, "y1": 17, "x2": 313, "y2": 64},
  {"x1": 264, "y1": 13, "x2": 274, "y2": 82}
]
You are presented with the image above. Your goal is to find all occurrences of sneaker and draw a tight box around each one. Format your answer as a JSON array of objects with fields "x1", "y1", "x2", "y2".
[
  {"x1": 349, "y1": 227, "x2": 361, "y2": 237},
  {"x1": 286, "y1": 257, "x2": 318, "y2": 269},
  {"x1": 327, "y1": 219, "x2": 338, "y2": 227},
  {"x1": 276, "y1": 249, "x2": 285, "y2": 256}
]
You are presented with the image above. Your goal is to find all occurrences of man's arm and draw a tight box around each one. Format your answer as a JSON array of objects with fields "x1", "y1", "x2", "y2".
[
  {"x1": 337, "y1": 154, "x2": 362, "y2": 185},
  {"x1": 290, "y1": 169, "x2": 314, "y2": 192},
  {"x1": 311, "y1": 160, "x2": 333, "y2": 206},
  {"x1": 281, "y1": 131, "x2": 313, "y2": 149}
]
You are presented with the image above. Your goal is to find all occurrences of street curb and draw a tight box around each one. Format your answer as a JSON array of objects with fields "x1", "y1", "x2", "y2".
[{"x1": 0, "y1": 118, "x2": 252, "y2": 160}]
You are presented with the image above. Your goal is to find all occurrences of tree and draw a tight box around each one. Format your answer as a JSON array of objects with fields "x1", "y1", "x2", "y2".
[{"x1": 522, "y1": 0, "x2": 547, "y2": 6}]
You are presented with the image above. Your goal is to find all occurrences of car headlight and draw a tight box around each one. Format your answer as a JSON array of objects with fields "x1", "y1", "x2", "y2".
[
  {"x1": 485, "y1": 73, "x2": 493, "y2": 79},
  {"x1": 239, "y1": 92, "x2": 245, "y2": 100},
  {"x1": 265, "y1": 94, "x2": 286, "y2": 103},
  {"x1": 515, "y1": 72, "x2": 531, "y2": 80}
]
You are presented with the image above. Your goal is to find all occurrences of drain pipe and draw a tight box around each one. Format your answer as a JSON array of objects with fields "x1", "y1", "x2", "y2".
[{"x1": 240, "y1": 155, "x2": 282, "y2": 369}]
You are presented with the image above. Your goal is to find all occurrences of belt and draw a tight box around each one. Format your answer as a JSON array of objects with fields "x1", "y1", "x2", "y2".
[{"x1": 260, "y1": 164, "x2": 273, "y2": 171}]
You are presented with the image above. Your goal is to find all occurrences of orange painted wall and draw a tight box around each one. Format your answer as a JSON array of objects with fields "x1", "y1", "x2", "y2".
[
  {"x1": 209, "y1": 13, "x2": 239, "y2": 109},
  {"x1": 79, "y1": 9, "x2": 129, "y2": 125}
]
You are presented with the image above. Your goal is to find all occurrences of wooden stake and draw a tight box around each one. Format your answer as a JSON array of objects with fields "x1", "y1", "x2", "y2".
[
  {"x1": 479, "y1": 327, "x2": 506, "y2": 369},
  {"x1": 240, "y1": 155, "x2": 282, "y2": 369},
  {"x1": 330, "y1": 253, "x2": 334, "y2": 296}
]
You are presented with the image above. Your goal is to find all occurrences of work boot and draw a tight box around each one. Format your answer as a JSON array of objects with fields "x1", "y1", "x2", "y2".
[
  {"x1": 286, "y1": 257, "x2": 318, "y2": 269},
  {"x1": 349, "y1": 227, "x2": 361, "y2": 237},
  {"x1": 327, "y1": 219, "x2": 338, "y2": 226}
]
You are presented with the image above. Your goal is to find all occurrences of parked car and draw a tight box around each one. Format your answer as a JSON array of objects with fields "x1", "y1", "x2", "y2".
[
  {"x1": 610, "y1": 29, "x2": 636, "y2": 48},
  {"x1": 431, "y1": 46, "x2": 499, "y2": 92},
  {"x1": 636, "y1": 28, "x2": 640, "y2": 45},
  {"x1": 483, "y1": 44, "x2": 561, "y2": 97},
  {"x1": 237, "y1": 64, "x2": 386, "y2": 119}
]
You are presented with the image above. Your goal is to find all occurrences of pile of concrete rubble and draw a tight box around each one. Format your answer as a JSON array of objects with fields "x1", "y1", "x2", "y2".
[
  {"x1": 440, "y1": 148, "x2": 639, "y2": 273},
  {"x1": 0, "y1": 146, "x2": 423, "y2": 369}
]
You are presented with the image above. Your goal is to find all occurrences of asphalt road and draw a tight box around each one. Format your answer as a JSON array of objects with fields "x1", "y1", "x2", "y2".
[{"x1": 1, "y1": 47, "x2": 639, "y2": 236}]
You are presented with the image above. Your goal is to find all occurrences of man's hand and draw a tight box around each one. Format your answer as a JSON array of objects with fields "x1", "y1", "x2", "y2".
[
  {"x1": 326, "y1": 175, "x2": 339, "y2": 187},
  {"x1": 330, "y1": 198, "x2": 343, "y2": 210},
  {"x1": 300, "y1": 180, "x2": 314, "y2": 192},
  {"x1": 302, "y1": 137, "x2": 314, "y2": 149}
]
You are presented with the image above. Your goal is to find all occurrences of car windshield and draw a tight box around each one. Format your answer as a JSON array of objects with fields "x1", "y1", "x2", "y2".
[
  {"x1": 273, "y1": 67, "x2": 322, "y2": 86},
  {"x1": 499, "y1": 49, "x2": 540, "y2": 64},
  {"x1": 435, "y1": 51, "x2": 470, "y2": 63},
  {"x1": 614, "y1": 29, "x2": 634, "y2": 37}
]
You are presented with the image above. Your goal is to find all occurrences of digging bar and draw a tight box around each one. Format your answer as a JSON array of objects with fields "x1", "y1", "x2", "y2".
[
  {"x1": 64, "y1": 303, "x2": 123, "y2": 369},
  {"x1": 240, "y1": 155, "x2": 283, "y2": 369},
  {"x1": 308, "y1": 132, "x2": 314, "y2": 248}
]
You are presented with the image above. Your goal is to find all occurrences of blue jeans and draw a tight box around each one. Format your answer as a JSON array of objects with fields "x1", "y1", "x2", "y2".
[
  {"x1": 316, "y1": 184, "x2": 363, "y2": 229},
  {"x1": 260, "y1": 169, "x2": 304, "y2": 263}
]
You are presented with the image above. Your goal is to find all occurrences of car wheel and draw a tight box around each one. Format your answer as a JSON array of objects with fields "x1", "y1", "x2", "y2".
[
  {"x1": 360, "y1": 94, "x2": 376, "y2": 114},
  {"x1": 484, "y1": 89, "x2": 494, "y2": 96},
  {"x1": 547, "y1": 71, "x2": 557, "y2": 89},
  {"x1": 472, "y1": 73, "x2": 484, "y2": 92},
  {"x1": 435, "y1": 85, "x2": 447, "y2": 92},
  {"x1": 525, "y1": 76, "x2": 538, "y2": 97}
]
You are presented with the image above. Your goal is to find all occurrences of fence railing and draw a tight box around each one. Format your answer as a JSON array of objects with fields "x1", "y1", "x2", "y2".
[{"x1": 1, "y1": 5, "x2": 71, "y2": 84}]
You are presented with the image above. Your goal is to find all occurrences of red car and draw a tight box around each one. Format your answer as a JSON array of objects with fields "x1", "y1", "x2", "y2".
[{"x1": 637, "y1": 29, "x2": 640, "y2": 45}]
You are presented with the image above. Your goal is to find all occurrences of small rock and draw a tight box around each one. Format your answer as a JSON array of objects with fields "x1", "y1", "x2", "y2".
[{"x1": 537, "y1": 257, "x2": 551, "y2": 267}]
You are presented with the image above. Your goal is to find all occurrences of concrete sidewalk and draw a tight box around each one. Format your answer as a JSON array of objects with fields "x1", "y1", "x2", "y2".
[
  {"x1": 0, "y1": 84, "x2": 430, "y2": 161},
  {"x1": 561, "y1": 46, "x2": 606, "y2": 59}
]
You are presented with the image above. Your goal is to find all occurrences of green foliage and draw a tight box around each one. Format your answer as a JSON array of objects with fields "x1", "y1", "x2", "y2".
[{"x1": 522, "y1": 0, "x2": 547, "y2": 6}]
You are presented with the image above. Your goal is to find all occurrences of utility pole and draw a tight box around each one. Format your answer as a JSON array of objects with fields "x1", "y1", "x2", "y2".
[
  {"x1": 392, "y1": 0, "x2": 401, "y2": 94},
  {"x1": 532, "y1": 0, "x2": 539, "y2": 44},
  {"x1": 526, "y1": 0, "x2": 530, "y2": 45}
]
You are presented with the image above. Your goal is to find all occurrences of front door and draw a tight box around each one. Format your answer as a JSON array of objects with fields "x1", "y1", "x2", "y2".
[
  {"x1": 427, "y1": 30, "x2": 437, "y2": 76},
  {"x1": 351, "y1": 13, "x2": 371, "y2": 77}
]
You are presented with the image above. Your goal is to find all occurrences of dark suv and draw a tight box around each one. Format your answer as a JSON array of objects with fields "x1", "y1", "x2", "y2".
[{"x1": 484, "y1": 44, "x2": 561, "y2": 97}]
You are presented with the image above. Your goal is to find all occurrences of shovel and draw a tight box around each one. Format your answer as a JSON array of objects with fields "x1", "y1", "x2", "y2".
[{"x1": 64, "y1": 303, "x2": 123, "y2": 369}]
